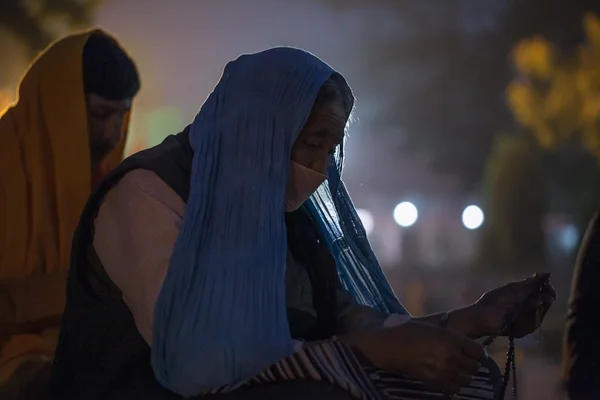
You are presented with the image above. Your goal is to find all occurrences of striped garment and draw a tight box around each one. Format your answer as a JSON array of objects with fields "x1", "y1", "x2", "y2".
[{"x1": 208, "y1": 340, "x2": 499, "y2": 400}]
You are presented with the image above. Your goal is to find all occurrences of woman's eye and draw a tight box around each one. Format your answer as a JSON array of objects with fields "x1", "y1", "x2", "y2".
[{"x1": 304, "y1": 141, "x2": 321, "y2": 149}]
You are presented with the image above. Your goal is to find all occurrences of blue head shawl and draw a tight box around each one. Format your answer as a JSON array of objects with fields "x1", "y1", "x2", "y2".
[{"x1": 152, "y1": 47, "x2": 408, "y2": 396}]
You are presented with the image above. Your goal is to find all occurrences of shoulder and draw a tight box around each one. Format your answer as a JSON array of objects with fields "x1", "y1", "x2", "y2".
[
  {"x1": 117, "y1": 169, "x2": 169, "y2": 194},
  {"x1": 107, "y1": 169, "x2": 186, "y2": 218}
]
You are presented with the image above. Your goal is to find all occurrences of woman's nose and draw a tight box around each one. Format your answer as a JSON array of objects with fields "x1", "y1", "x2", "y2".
[{"x1": 310, "y1": 155, "x2": 329, "y2": 175}]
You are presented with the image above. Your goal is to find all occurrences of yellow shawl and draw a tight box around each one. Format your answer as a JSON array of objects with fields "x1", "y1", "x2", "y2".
[
  {"x1": 0, "y1": 28, "x2": 132, "y2": 383},
  {"x1": 0, "y1": 29, "x2": 129, "y2": 279}
]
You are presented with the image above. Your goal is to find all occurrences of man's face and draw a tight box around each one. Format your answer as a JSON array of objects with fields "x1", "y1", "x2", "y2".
[{"x1": 86, "y1": 93, "x2": 131, "y2": 170}]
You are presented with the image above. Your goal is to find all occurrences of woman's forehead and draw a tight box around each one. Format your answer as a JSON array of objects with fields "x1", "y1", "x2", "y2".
[
  {"x1": 299, "y1": 102, "x2": 346, "y2": 141},
  {"x1": 312, "y1": 101, "x2": 347, "y2": 126}
]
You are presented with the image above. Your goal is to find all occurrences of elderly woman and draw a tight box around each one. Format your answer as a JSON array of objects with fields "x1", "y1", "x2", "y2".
[{"x1": 50, "y1": 48, "x2": 555, "y2": 399}]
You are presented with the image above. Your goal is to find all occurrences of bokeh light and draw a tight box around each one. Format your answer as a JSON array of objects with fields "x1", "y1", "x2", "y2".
[
  {"x1": 393, "y1": 202, "x2": 418, "y2": 228},
  {"x1": 462, "y1": 205, "x2": 484, "y2": 230},
  {"x1": 559, "y1": 224, "x2": 579, "y2": 252}
]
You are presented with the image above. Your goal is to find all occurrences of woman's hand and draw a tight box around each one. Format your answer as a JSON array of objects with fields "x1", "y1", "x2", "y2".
[
  {"x1": 339, "y1": 319, "x2": 487, "y2": 394},
  {"x1": 472, "y1": 272, "x2": 556, "y2": 338}
]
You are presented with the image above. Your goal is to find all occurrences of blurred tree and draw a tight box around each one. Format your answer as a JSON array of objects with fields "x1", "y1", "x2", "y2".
[
  {"x1": 508, "y1": 14, "x2": 600, "y2": 158},
  {"x1": 507, "y1": 13, "x2": 600, "y2": 228},
  {"x1": 0, "y1": 0, "x2": 103, "y2": 57},
  {"x1": 479, "y1": 134, "x2": 546, "y2": 270}
]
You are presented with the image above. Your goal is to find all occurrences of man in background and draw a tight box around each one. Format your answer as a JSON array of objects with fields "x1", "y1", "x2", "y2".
[
  {"x1": 563, "y1": 210, "x2": 600, "y2": 399},
  {"x1": 0, "y1": 29, "x2": 140, "y2": 390}
]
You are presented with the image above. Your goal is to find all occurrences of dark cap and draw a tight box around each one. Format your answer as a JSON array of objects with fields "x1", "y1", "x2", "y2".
[{"x1": 82, "y1": 32, "x2": 141, "y2": 101}]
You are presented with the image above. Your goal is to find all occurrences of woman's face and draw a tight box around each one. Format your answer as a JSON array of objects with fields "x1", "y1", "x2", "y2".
[{"x1": 291, "y1": 101, "x2": 346, "y2": 175}]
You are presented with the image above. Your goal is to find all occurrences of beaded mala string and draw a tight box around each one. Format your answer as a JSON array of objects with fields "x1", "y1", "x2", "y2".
[{"x1": 450, "y1": 276, "x2": 550, "y2": 400}]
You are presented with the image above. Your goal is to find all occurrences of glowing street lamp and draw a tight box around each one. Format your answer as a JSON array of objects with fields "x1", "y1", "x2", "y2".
[{"x1": 393, "y1": 202, "x2": 418, "y2": 228}]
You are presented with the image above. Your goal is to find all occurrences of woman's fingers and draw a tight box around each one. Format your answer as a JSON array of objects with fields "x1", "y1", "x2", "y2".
[
  {"x1": 511, "y1": 275, "x2": 555, "y2": 304},
  {"x1": 523, "y1": 289, "x2": 554, "y2": 318},
  {"x1": 540, "y1": 292, "x2": 555, "y2": 307},
  {"x1": 447, "y1": 350, "x2": 481, "y2": 392},
  {"x1": 542, "y1": 284, "x2": 557, "y2": 301},
  {"x1": 440, "y1": 366, "x2": 475, "y2": 395},
  {"x1": 491, "y1": 273, "x2": 555, "y2": 338},
  {"x1": 451, "y1": 370, "x2": 475, "y2": 387},
  {"x1": 458, "y1": 336, "x2": 486, "y2": 362},
  {"x1": 501, "y1": 281, "x2": 535, "y2": 303},
  {"x1": 453, "y1": 353, "x2": 481, "y2": 376}
]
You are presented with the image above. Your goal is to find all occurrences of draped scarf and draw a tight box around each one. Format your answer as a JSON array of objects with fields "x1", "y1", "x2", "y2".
[{"x1": 152, "y1": 47, "x2": 407, "y2": 396}]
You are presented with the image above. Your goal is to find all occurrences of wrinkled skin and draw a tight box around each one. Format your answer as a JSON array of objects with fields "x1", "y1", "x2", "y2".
[
  {"x1": 86, "y1": 93, "x2": 131, "y2": 171},
  {"x1": 290, "y1": 102, "x2": 345, "y2": 174},
  {"x1": 474, "y1": 272, "x2": 556, "y2": 338}
]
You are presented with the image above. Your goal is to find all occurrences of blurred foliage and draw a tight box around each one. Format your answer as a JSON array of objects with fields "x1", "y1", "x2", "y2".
[
  {"x1": 0, "y1": 0, "x2": 103, "y2": 56},
  {"x1": 507, "y1": 13, "x2": 600, "y2": 228},
  {"x1": 479, "y1": 135, "x2": 546, "y2": 269},
  {"x1": 508, "y1": 13, "x2": 600, "y2": 158}
]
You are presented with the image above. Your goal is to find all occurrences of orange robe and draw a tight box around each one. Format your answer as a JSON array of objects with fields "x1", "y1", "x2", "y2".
[{"x1": 0, "y1": 29, "x2": 131, "y2": 382}]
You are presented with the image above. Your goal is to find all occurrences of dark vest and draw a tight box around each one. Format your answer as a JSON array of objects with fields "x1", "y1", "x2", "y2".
[{"x1": 50, "y1": 128, "x2": 338, "y2": 399}]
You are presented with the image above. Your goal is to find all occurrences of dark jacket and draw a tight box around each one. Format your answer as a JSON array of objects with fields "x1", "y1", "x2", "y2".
[{"x1": 563, "y1": 211, "x2": 600, "y2": 399}]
